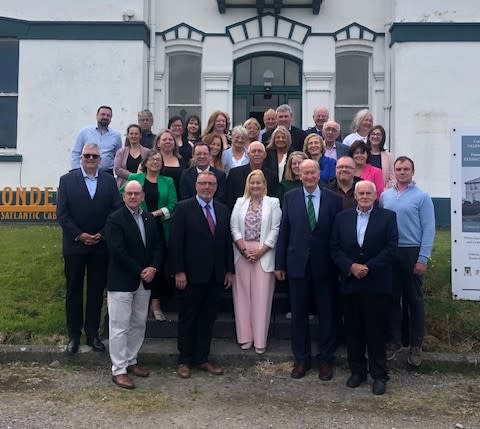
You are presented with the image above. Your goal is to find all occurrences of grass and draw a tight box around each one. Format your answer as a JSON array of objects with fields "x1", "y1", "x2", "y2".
[{"x1": 0, "y1": 225, "x2": 478, "y2": 352}]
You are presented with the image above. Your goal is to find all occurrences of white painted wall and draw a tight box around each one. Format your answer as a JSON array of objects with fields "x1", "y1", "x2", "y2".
[
  {"x1": 391, "y1": 42, "x2": 480, "y2": 197},
  {"x1": 392, "y1": 0, "x2": 480, "y2": 22},
  {"x1": 1, "y1": 0, "x2": 145, "y2": 21},
  {"x1": 1, "y1": 40, "x2": 147, "y2": 188}
]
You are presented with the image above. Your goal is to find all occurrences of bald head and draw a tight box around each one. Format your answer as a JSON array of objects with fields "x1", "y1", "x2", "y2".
[
  {"x1": 123, "y1": 180, "x2": 144, "y2": 211},
  {"x1": 300, "y1": 159, "x2": 320, "y2": 193},
  {"x1": 247, "y1": 141, "x2": 266, "y2": 169},
  {"x1": 322, "y1": 120, "x2": 340, "y2": 145},
  {"x1": 313, "y1": 107, "x2": 329, "y2": 129}
]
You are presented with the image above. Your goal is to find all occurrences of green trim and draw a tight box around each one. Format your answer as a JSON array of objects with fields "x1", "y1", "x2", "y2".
[
  {"x1": 390, "y1": 22, "x2": 480, "y2": 45},
  {"x1": 0, "y1": 17, "x2": 150, "y2": 46},
  {"x1": 0, "y1": 154, "x2": 23, "y2": 162},
  {"x1": 432, "y1": 197, "x2": 450, "y2": 227}
]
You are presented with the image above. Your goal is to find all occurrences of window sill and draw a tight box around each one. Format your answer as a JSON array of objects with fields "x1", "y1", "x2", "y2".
[{"x1": 0, "y1": 154, "x2": 23, "y2": 162}]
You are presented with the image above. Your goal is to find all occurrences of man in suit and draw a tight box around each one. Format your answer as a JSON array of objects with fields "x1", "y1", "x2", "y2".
[
  {"x1": 275, "y1": 159, "x2": 343, "y2": 380},
  {"x1": 57, "y1": 143, "x2": 121, "y2": 354},
  {"x1": 226, "y1": 141, "x2": 279, "y2": 210},
  {"x1": 259, "y1": 108, "x2": 277, "y2": 141},
  {"x1": 138, "y1": 109, "x2": 156, "y2": 149},
  {"x1": 105, "y1": 180, "x2": 163, "y2": 389},
  {"x1": 262, "y1": 104, "x2": 306, "y2": 151},
  {"x1": 322, "y1": 121, "x2": 349, "y2": 161},
  {"x1": 305, "y1": 106, "x2": 330, "y2": 137},
  {"x1": 179, "y1": 142, "x2": 226, "y2": 203},
  {"x1": 331, "y1": 180, "x2": 398, "y2": 395},
  {"x1": 169, "y1": 171, "x2": 234, "y2": 379}
]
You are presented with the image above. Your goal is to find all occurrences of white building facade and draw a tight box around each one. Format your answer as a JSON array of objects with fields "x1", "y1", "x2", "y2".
[{"x1": 1, "y1": 0, "x2": 479, "y2": 224}]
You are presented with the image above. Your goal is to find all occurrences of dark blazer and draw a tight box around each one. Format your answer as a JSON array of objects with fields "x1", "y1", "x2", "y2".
[
  {"x1": 56, "y1": 169, "x2": 121, "y2": 255},
  {"x1": 179, "y1": 166, "x2": 227, "y2": 203},
  {"x1": 263, "y1": 126, "x2": 306, "y2": 152},
  {"x1": 226, "y1": 163, "x2": 279, "y2": 210},
  {"x1": 264, "y1": 148, "x2": 292, "y2": 182},
  {"x1": 169, "y1": 197, "x2": 234, "y2": 285},
  {"x1": 330, "y1": 206, "x2": 398, "y2": 295},
  {"x1": 105, "y1": 206, "x2": 163, "y2": 292},
  {"x1": 275, "y1": 186, "x2": 343, "y2": 280}
]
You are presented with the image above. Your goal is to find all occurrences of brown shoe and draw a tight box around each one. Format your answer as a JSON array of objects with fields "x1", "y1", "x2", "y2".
[
  {"x1": 197, "y1": 362, "x2": 224, "y2": 375},
  {"x1": 127, "y1": 364, "x2": 150, "y2": 378},
  {"x1": 318, "y1": 362, "x2": 334, "y2": 381},
  {"x1": 112, "y1": 374, "x2": 135, "y2": 389},
  {"x1": 291, "y1": 364, "x2": 307, "y2": 379},
  {"x1": 177, "y1": 364, "x2": 191, "y2": 379}
]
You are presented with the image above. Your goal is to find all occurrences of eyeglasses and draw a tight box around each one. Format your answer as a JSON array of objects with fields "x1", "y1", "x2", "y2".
[
  {"x1": 148, "y1": 158, "x2": 162, "y2": 163},
  {"x1": 370, "y1": 132, "x2": 383, "y2": 137},
  {"x1": 82, "y1": 154, "x2": 100, "y2": 159},
  {"x1": 336, "y1": 165, "x2": 354, "y2": 170},
  {"x1": 197, "y1": 181, "x2": 217, "y2": 186},
  {"x1": 125, "y1": 191, "x2": 142, "y2": 197}
]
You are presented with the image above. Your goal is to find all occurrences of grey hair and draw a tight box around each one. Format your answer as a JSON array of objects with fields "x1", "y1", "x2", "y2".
[
  {"x1": 354, "y1": 179, "x2": 377, "y2": 194},
  {"x1": 350, "y1": 109, "x2": 372, "y2": 132},
  {"x1": 276, "y1": 104, "x2": 292, "y2": 115},
  {"x1": 231, "y1": 125, "x2": 249, "y2": 140},
  {"x1": 82, "y1": 143, "x2": 100, "y2": 153}
]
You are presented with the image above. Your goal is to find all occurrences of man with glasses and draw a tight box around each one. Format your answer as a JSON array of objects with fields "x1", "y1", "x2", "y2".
[
  {"x1": 71, "y1": 105, "x2": 122, "y2": 174},
  {"x1": 328, "y1": 156, "x2": 362, "y2": 209},
  {"x1": 57, "y1": 143, "x2": 121, "y2": 354},
  {"x1": 322, "y1": 120, "x2": 349, "y2": 161},
  {"x1": 169, "y1": 171, "x2": 234, "y2": 379},
  {"x1": 105, "y1": 180, "x2": 163, "y2": 389}
]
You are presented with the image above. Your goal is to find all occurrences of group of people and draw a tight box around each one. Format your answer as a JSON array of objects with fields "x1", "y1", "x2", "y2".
[{"x1": 58, "y1": 103, "x2": 435, "y2": 395}]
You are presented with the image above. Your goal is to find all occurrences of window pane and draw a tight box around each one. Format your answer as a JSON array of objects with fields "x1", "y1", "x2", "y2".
[
  {"x1": 0, "y1": 40, "x2": 19, "y2": 93},
  {"x1": 251, "y1": 56, "x2": 284, "y2": 86},
  {"x1": 287, "y1": 98, "x2": 301, "y2": 128},
  {"x1": 285, "y1": 60, "x2": 299, "y2": 86},
  {"x1": 235, "y1": 59, "x2": 250, "y2": 85},
  {"x1": 0, "y1": 97, "x2": 18, "y2": 149},
  {"x1": 334, "y1": 106, "x2": 368, "y2": 137},
  {"x1": 169, "y1": 54, "x2": 201, "y2": 104},
  {"x1": 335, "y1": 54, "x2": 368, "y2": 105},
  {"x1": 233, "y1": 97, "x2": 247, "y2": 126},
  {"x1": 168, "y1": 106, "x2": 201, "y2": 125}
]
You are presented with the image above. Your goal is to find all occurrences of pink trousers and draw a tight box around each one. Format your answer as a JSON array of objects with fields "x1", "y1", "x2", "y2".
[{"x1": 233, "y1": 240, "x2": 275, "y2": 349}]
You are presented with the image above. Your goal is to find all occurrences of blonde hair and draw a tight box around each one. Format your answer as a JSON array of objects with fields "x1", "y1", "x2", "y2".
[
  {"x1": 243, "y1": 117, "x2": 261, "y2": 131},
  {"x1": 303, "y1": 133, "x2": 326, "y2": 157},
  {"x1": 243, "y1": 169, "x2": 267, "y2": 198},
  {"x1": 266, "y1": 125, "x2": 292, "y2": 151},
  {"x1": 284, "y1": 151, "x2": 308, "y2": 180}
]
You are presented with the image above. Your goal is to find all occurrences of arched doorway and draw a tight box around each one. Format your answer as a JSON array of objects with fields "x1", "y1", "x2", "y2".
[{"x1": 233, "y1": 53, "x2": 302, "y2": 128}]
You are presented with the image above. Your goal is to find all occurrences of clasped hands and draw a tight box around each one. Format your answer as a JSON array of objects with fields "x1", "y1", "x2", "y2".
[
  {"x1": 243, "y1": 248, "x2": 264, "y2": 263},
  {"x1": 79, "y1": 232, "x2": 102, "y2": 246},
  {"x1": 351, "y1": 263, "x2": 368, "y2": 279}
]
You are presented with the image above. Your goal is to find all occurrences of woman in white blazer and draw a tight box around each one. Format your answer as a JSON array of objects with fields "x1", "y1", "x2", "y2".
[{"x1": 230, "y1": 170, "x2": 282, "y2": 354}]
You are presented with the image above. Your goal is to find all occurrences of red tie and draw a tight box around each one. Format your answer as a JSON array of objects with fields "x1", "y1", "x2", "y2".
[{"x1": 205, "y1": 204, "x2": 216, "y2": 235}]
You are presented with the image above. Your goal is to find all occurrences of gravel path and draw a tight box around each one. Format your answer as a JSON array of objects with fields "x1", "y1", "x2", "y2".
[{"x1": 1, "y1": 361, "x2": 479, "y2": 429}]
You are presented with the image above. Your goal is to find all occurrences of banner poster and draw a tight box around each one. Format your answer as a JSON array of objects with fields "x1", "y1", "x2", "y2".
[
  {"x1": 0, "y1": 187, "x2": 57, "y2": 222},
  {"x1": 451, "y1": 127, "x2": 480, "y2": 300}
]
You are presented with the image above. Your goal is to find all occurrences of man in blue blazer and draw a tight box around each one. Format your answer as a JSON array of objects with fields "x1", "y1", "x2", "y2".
[
  {"x1": 275, "y1": 159, "x2": 343, "y2": 380},
  {"x1": 331, "y1": 180, "x2": 398, "y2": 395},
  {"x1": 179, "y1": 142, "x2": 226, "y2": 203},
  {"x1": 57, "y1": 143, "x2": 121, "y2": 354}
]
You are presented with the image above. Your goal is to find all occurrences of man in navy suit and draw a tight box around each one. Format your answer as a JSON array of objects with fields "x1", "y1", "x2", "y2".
[
  {"x1": 331, "y1": 180, "x2": 398, "y2": 395},
  {"x1": 179, "y1": 142, "x2": 226, "y2": 203},
  {"x1": 105, "y1": 180, "x2": 163, "y2": 389},
  {"x1": 57, "y1": 143, "x2": 121, "y2": 354},
  {"x1": 169, "y1": 171, "x2": 234, "y2": 379},
  {"x1": 275, "y1": 159, "x2": 343, "y2": 380}
]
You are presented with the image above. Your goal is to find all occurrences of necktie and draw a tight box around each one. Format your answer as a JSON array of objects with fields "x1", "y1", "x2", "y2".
[
  {"x1": 205, "y1": 204, "x2": 216, "y2": 235},
  {"x1": 307, "y1": 194, "x2": 316, "y2": 231}
]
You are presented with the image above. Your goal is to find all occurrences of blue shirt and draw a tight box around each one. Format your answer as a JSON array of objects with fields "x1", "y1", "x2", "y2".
[
  {"x1": 303, "y1": 186, "x2": 321, "y2": 222},
  {"x1": 356, "y1": 206, "x2": 373, "y2": 247},
  {"x1": 380, "y1": 182, "x2": 435, "y2": 263},
  {"x1": 196, "y1": 195, "x2": 217, "y2": 224},
  {"x1": 80, "y1": 166, "x2": 98, "y2": 199},
  {"x1": 71, "y1": 125, "x2": 122, "y2": 171}
]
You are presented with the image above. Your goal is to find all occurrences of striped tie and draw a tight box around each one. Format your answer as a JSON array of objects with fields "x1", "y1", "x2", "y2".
[{"x1": 307, "y1": 194, "x2": 316, "y2": 230}]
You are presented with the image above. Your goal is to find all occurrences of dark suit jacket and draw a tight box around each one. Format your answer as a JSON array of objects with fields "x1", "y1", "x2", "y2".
[
  {"x1": 264, "y1": 148, "x2": 292, "y2": 182},
  {"x1": 332, "y1": 141, "x2": 350, "y2": 159},
  {"x1": 56, "y1": 169, "x2": 121, "y2": 255},
  {"x1": 105, "y1": 206, "x2": 163, "y2": 292},
  {"x1": 226, "y1": 163, "x2": 279, "y2": 211},
  {"x1": 179, "y1": 166, "x2": 226, "y2": 203},
  {"x1": 169, "y1": 197, "x2": 234, "y2": 285},
  {"x1": 263, "y1": 126, "x2": 306, "y2": 152},
  {"x1": 275, "y1": 186, "x2": 343, "y2": 280},
  {"x1": 330, "y1": 206, "x2": 398, "y2": 295}
]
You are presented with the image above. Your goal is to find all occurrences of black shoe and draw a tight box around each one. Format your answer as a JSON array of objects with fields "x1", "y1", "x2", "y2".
[
  {"x1": 372, "y1": 379, "x2": 387, "y2": 395},
  {"x1": 66, "y1": 338, "x2": 80, "y2": 354},
  {"x1": 346, "y1": 373, "x2": 367, "y2": 388},
  {"x1": 87, "y1": 336, "x2": 105, "y2": 352}
]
